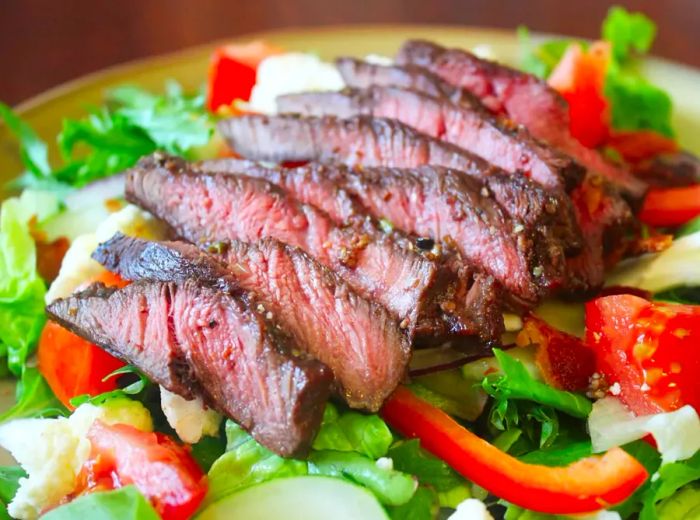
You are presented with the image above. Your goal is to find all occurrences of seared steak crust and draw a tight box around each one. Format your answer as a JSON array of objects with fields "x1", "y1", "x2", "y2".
[
  {"x1": 277, "y1": 85, "x2": 585, "y2": 192},
  {"x1": 199, "y1": 158, "x2": 559, "y2": 306},
  {"x1": 46, "y1": 279, "x2": 331, "y2": 457},
  {"x1": 396, "y1": 39, "x2": 647, "y2": 200},
  {"x1": 94, "y1": 233, "x2": 411, "y2": 411},
  {"x1": 218, "y1": 114, "x2": 581, "y2": 254},
  {"x1": 125, "y1": 154, "x2": 467, "y2": 337}
]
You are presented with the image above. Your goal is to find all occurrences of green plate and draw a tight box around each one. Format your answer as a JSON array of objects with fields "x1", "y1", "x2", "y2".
[{"x1": 2, "y1": 24, "x2": 700, "y2": 185}]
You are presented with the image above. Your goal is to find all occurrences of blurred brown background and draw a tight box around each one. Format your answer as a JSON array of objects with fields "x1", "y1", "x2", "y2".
[{"x1": 1, "y1": 0, "x2": 697, "y2": 105}]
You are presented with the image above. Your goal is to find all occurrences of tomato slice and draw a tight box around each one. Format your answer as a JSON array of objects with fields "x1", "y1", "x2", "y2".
[
  {"x1": 585, "y1": 294, "x2": 700, "y2": 415},
  {"x1": 549, "y1": 42, "x2": 611, "y2": 148},
  {"x1": 639, "y1": 184, "x2": 700, "y2": 227},
  {"x1": 382, "y1": 387, "x2": 647, "y2": 514},
  {"x1": 39, "y1": 271, "x2": 129, "y2": 408},
  {"x1": 79, "y1": 421, "x2": 207, "y2": 520},
  {"x1": 206, "y1": 41, "x2": 282, "y2": 112}
]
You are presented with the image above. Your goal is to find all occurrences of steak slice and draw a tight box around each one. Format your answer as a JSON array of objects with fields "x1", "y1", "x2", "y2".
[
  {"x1": 94, "y1": 233, "x2": 411, "y2": 411},
  {"x1": 279, "y1": 83, "x2": 585, "y2": 192},
  {"x1": 218, "y1": 114, "x2": 581, "y2": 254},
  {"x1": 126, "y1": 154, "x2": 465, "y2": 337},
  {"x1": 396, "y1": 39, "x2": 647, "y2": 200},
  {"x1": 46, "y1": 280, "x2": 331, "y2": 457},
  {"x1": 198, "y1": 158, "x2": 557, "y2": 306}
]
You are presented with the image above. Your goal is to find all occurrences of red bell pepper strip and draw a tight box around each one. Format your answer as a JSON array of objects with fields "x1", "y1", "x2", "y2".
[
  {"x1": 606, "y1": 130, "x2": 678, "y2": 163},
  {"x1": 206, "y1": 41, "x2": 282, "y2": 112},
  {"x1": 381, "y1": 386, "x2": 647, "y2": 514},
  {"x1": 639, "y1": 184, "x2": 700, "y2": 227}
]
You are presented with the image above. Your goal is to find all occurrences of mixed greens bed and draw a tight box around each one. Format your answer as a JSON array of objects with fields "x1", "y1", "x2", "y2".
[{"x1": 1, "y1": 6, "x2": 700, "y2": 520}]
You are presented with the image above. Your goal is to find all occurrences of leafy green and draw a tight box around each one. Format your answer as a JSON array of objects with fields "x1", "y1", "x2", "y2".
[
  {"x1": 42, "y1": 486, "x2": 159, "y2": 520},
  {"x1": 654, "y1": 286, "x2": 700, "y2": 305},
  {"x1": 0, "y1": 466, "x2": 25, "y2": 518},
  {"x1": 677, "y1": 216, "x2": 700, "y2": 238},
  {"x1": 312, "y1": 402, "x2": 393, "y2": 459},
  {"x1": 206, "y1": 421, "x2": 308, "y2": 506},
  {"x1": 519, "y1": 440, "x2": 592, "y2": 467},
  {"x1": 387, "y1": 485, "x2": 439, "y2": 520},
  {"x1": 69, "y1": 365, "x2": 150, "y2": 407},
  {"x1": 602, "y1": 5, "x2": 656, "y2": 61},
  {"x1": 517, "y1": 26, "x2": 580, "y2": 79},
  {"x1": 191, "y1": 434, "x2": 226, "y2": 472},
  {"x1": 308, "y1": 450, "x2": 416, "y2": 506},
  {"x1": 3, "y1": 82, "x2": 213, "y2": 191},
  {"x1": 388, "y1": 439, "x2": 463, "y2": 492},
  {"x1": 0, "y1": 103, "x2": 51, "y2": 178},
  {"x1": 0, "y1": 198, "x2": 49, "y2": 376},
  {"x1": 656, "y1": 483, "x2": 700, "y2": 519},
  {"x1": 0, "y1": 367, "x2": 66, "y2": 421},
  {"x1": 614, "y1": 440, "x2": 662, "y2": 518},
  {"x1": 639, "y1": 450, "x2": 700, "y2": 520},
  {"x1": 482, "y1": 349, "x2": 592, "y2": 419}
]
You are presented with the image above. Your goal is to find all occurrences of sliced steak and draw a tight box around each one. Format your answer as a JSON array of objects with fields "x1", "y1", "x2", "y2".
[
  {"x1": 396, "y1": 39, "x2": 647, "y2": 200},
  {"x1": 632, "y1": 151, "x2": 700, "y2": 188},
  {"x1": 198, "y1": 158, "x2": 558, "y2": 306},
  {"x1": 125, "y1": 154, "x2": 471, "y2": 339},
  {"x1": 94, "y1": 233, "x2": 411, "y2": 411},
  {"x1": 46, "y1": 280, "x2": 331, "y2": 457},
  {"x1": 218, "y1": 114, "x2": 581, "y2": 254},
  {"x1": 278, "y1": 84, "x2": 585, "y2": 192}
]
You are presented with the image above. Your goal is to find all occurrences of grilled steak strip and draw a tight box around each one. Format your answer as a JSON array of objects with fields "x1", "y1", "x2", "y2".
[
  {"x1": 198, "y1": 158, "x2": 555, "y2": 307},
  {"x1": 94, "y1": 233, "x2": 411, "y2": 411},
  {"x1": 280, "y1": 83, "x2": 584, "y2": 193},
  {"x1": 395, "y1": 39, "x2": 647, "y2": 200},
  {"x1": 218, "y1": 114, "x2": 581, "y2": 255},
  {"x1": 46, "y1": 280, "x2": 331, "y2": 457},
  {"x1": 126, "y1": 154, "x2": 471, "y2": 338}
]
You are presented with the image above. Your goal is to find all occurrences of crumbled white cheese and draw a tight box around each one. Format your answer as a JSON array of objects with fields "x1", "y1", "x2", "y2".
[
  {"x1": 375, "y1": 457, "x2": 394, "y2": 471},
  {"x1": 46, "y1": 204, "x2": 167, "y2": 303},
  {"x1": 0, "y1": 401, "x2": 152, "y2": 520},
  {"x1": 471, "y1": 44, "x2": 495, "y2": 60},
  {"x1": 160, "y1": 387, "x2": 222, "y2": 444},
  {"x1": 248, "y1": 52, "x2": 344, "y2": 114},
  {"x1": 589, "y1": 397, "x2": 700, "y2": 464},
  {"x1": 364, "y1": 54, "x2": 393, "y2": 66},
  {"x1": 609, "y1": 382, "x2": 622, "y2": 396},
  {"x1": 447, "y1": 498, "x2": 495, "y2": 520}
]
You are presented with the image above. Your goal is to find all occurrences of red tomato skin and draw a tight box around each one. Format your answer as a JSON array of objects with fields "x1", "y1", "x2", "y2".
[
  {"x1": 585, "y1": 295, "x2": 700, "y2": 415},
  {"x1": 83, "y1": 421, "x2": 207, "y2": 520}
]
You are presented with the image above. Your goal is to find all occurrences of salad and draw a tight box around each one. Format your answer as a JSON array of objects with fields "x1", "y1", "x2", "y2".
[{"x1": 0, "y1": 5, "x2": 700, "y2": 519}]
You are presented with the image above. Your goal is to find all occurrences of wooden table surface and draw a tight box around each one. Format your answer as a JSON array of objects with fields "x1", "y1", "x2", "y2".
[{"x1": 0, "y1": 0, "x2": 697, "y2": 105}]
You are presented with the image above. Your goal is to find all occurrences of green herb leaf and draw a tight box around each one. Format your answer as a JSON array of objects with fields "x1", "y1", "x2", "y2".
[
  {"x1": 519, "y1": 440, "x2": 592, "y2": 467},
  {"x1": 0, "y1": 466, "x2": 25, "y2": 516},
  {"x1": 517, "y1": 26, "x2": 580, "y2": 79},
  {"x1": 0, "y1": 367, "x2": 67, "y2": 421},
  {"x1": 677, "y1": 216, "x2": 700, "y2": 238},
  {"x1": 602, "y1": 6, "x2": 656, "y2": 62},
  {"x1": 0, "y1": 103, "x2": 51, "y2": 177},
  {"x1": 388, "y1": 439, "x2": 463, "y2": 492},
  {"x1": 69, "y1": 365, "x2": 149, "y2": 407},
  {"x1": 654, "y1": 286, "x2": 700, "y2": 305},
  {"x1": 312, "y1": 402, "x2": 393, "y2": 459},
  {"x1": 482, "y1": 349, "x2": 592, "y2": 418},
  {"x1": 42, "y1": 486, "x2": 159, "y2": 520},
  {"x1": 387, "y1": 485, "x2": 439, "y2": 520}
]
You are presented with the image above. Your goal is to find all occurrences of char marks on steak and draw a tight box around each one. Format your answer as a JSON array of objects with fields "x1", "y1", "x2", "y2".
[
  {"x1": 198, "y1": 158, "x2": 554, "y2": 307},
  {"x1": 218, "y1": 113, "x2": 581, "y2": 256},
  {"x1": 396, "y1": 39, "x2": 647, "y2": 200},
  {"x1": 280, "y1": 83, "x2": 584, "y2": 192},
  {"x1": 125, "y1": 153, "x2": 479, "y2": 341},
  {"x1": 94, "y1": 233, "x2": 411, "y2": 411},
  {"x1": 46, "y1": 279, "x2": 331, "y2": 457}
]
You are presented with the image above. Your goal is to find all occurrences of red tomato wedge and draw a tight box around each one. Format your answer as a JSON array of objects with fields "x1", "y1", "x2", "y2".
[
  {"x1": 382, "y1": 387, "x2": 647, "y2": 514},
  {"x1": 586, "y1": 294, "x2": 700, "y2": 415},
  {"x1": 639, "y1": 184, "x2": 700, "y2": 227},
  {"x1": 549, "y1": 42, "x2": 611, "y2": 148},
  {"x1": 38, "y1": 271, "x2": 128, "y2": 408},
  {"x1": 206, "y1": 41, "x2": 282, "y2": 111},
  {"x1": 80, "y1": 421, "x2": 207, "y2": 520}
]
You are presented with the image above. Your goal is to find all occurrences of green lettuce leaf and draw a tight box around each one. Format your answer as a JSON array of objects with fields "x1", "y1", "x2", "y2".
[
  {"x1": 602, "y1": 5, "x2": 656, "y2": 62},
  {"x1": 0, "y1": 466, "x2": 25, "y2": 519},
  {"x1": 388, "y1": 439, "x2": 463, "y2": 492},
  {"x1": 0, "y1": 198, "x2": 49, "y2": 376},
  {"x1": 312, "y1": 402, "x2": 393, "y2": 459},
  {"x1": 656, "y1": 483, "x2": 700, "y2": 519},
  {"x1": 677, "y1": 216, "x2": 700, "y2": 238},
  {"x1": 639, "y1": 450, "x2": 700, "y2": 520},
  {"x1": 0, "y1": 103, "x2": 51, "y2": 178},
  {"x1": 42, "y1": 486, "x2": 159, "y2": 520},
  {"x1": 0, "y1": 367, "x2": 67, "y2": 421},
  {"x1": 482, "y1": 349, "x2": 592, "y2": 419},
  {"x1": 387, "y1": 485, "x2": 439, "y2": 520},
  {"x1": 517, "y1": 26, "x2": 580, "y2": 79}
]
